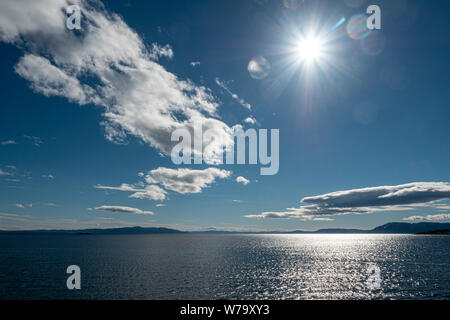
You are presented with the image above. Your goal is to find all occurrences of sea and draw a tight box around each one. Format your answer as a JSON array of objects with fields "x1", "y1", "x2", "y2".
[{"x1": 0, "y1": 234, "x2": 449, "y2": 300}]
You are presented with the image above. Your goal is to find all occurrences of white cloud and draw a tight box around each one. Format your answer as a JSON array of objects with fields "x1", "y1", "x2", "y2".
[
  {"x1": 94, "y1": 183, "x2": 167, "y2": 201},
  {"x1": 0, "y1": 0, "x2": 234, "y2": 162},
  {"x1": 0, "y1": 0, "x2": 68, "y2": 42},
  {"x1": 243, "y1": 117, "x2": 256, "y2": 125},
  {"x1": 246, "y1": 182, "x2": 450, "y2": 220},
  {"x1": 95, "y1": 205, "x2": 154, "y2": 215},
  {"x1": 155, "y1": 204, "x2": 166, "y2": 207},
  {"x1": 42, "y1": 174, "x2": 55, "y2": 180},
  {"x1": 302, "y1": 182, "x2": 450, "y2": 208},
  {"x1": 95, "y1": 167, "x2": 230, "y2": 199},
  {"x1": 215, "y1": 78, "x2": 251, "y2": 110},
  {"x1": 1, "y1": 140, "x2": 17, "y2": 145},
  {"x1": 128, "y1": 185, "x2": 168, "y2": 200},
  {"x1": 15, "y1": 55, "x2": 95, "y2": 104},
  {"x1": 403, "y1": 214, "x2": 450, "y2": 222},
  {"x1": 145, "y1": 167, "x2": 231, "y2": 194},
  {"x1": 148, "y1": 43, "x2": 174, "y2": 60},
  {"x1": 190, "y1": 61, "x2": 200, "y2": 67},
  {"x1": 236, "y1": 176, "x2": 250, "y2": 185}
]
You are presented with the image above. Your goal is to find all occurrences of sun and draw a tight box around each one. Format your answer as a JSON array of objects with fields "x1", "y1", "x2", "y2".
[{"x1": 295, "y1": 35, "x2": 325, "y2": 64}]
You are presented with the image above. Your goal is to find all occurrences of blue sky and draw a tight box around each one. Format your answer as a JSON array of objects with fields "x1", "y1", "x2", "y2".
[{"x1": 1, "y1": 0, "x2": 450, "y2": 231}]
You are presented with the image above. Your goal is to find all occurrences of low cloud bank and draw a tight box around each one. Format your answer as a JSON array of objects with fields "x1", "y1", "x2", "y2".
[{"x1": 246, "y1": 182, "x2": 450, "y2": 220}]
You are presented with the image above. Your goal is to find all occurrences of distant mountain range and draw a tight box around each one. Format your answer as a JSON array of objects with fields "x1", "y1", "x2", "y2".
[
  {"x1": 0, "y1": 226, "x2": 184, "y2": 235},
  {"x1": 195, "y1": 222, "x2": 450, "y2": 235},
  {"x1": 0, "y1": 222, "x2": 450, "y2": 235}
]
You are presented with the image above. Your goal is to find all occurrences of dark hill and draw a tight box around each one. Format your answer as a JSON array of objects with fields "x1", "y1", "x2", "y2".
[
  {"x1": 0, "y1": 226, "x2": 185, "y2": 235},
  {"x1": 1, "y1": 222, "x2": 450, "y2": 235},
  {"x1": 370, "y1": 222, "x2": 450, "y2": 234}
]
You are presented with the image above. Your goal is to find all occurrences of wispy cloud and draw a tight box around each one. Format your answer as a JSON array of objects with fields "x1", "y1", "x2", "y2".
[
  {"x1": 0, "y1": 211, "x2": 276, "y2": 232},
  {"x1": 0, "y1": 166, "x2": 16, "y2": 177},
  {"x1": 403, "y1": 214, "x2": 450, "y2": 222},
  {"x1": 246, "y1": 182, "x2": 450, "y2": 220},
  {"x1": 0, "y1": 212, "x2": 161, "y2": 231},
  {"x1": 190, "y1": 61, "x2": 200, "y2": 67},
  {"x1": 95, "y1": 206, "x2": 154, "y2": 215},
  {"x1": 1, "y1": 140, "x2": 17, "y2": 145},
  {"x1": 0, "y1": 212, "x2": 38, "y2": 231},
  {"x1": 41, "y1": 174, "x2": 54, "y2": 180},
  {"x1": 94, "y1": 184, "x2": 167, "y2": 201},
  {"x1": 15, "y1": 202, "x2": 57, "y2": 209},
  {"x1": 24, "y1": 135, "x2": 43, "y2": 147},
  {"x1": 434, "y1": 204, "x2": 450, "y2": 210},
  {"x1": 215, "y1": 78, "x2": 252, "y2": 110}
]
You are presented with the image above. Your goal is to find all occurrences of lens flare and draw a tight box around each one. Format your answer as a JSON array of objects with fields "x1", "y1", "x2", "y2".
[
  {"x1": 361, "y1": 32, "x2": 386, "y2": 56},
  {"x1": 283, "y1": 0, "x2": 303, "y2": 10},
  {"x1": 346, "y1": 14, "x2": 371, "y2": 40},
  {"x1": 248, "y1": 56, "x2": 271, "y2": 80},
  {"x1": 329, "y1": 17, "x2": 346, "y2": 34}
]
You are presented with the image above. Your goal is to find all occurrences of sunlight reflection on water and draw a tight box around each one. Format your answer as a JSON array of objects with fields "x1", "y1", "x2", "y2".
[{"x1": 223, "y1": 234, "x2": 449, "y2": 300}]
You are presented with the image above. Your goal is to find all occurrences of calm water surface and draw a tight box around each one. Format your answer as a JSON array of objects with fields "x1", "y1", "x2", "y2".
[{"x1": 0, "y1": 234, "x2": 449, "y2": 299}]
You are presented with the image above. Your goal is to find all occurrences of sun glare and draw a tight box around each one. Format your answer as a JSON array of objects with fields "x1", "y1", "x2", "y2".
[{"x1": 296, "y1": 35, "x2": 324, "y2": 64}]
